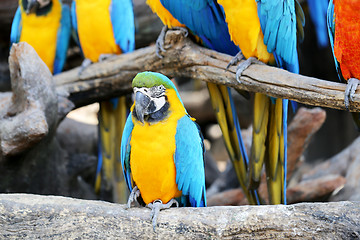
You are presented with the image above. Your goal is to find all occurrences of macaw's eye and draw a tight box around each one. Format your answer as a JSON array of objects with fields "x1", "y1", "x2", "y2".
[{"x1": 159, "y1": 85, "x2": 165, "y2": 91}]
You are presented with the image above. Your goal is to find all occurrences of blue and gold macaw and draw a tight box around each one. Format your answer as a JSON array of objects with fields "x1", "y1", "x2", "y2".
[
  {"x1": 148, "y1": 0, "x2": 260, "y2": 205},
  {"x1": 218, "y1": 0, "x2": 304, "y2": 204},
  {"x1": 10, "y1": 0, "x2": 71, "y2": 74},
  {"x1": 122, "y1": 71, "x2": 206, "y2": 230},
  {"x1": 71, "y1": 0, "x2": 135, "y2": 203}
]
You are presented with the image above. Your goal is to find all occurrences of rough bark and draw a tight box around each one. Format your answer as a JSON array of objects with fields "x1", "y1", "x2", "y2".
[
  {"x1": 54, "y1": 30, "x2": 360, "y2": 111},
  {"x1": 0, "y1": 194, "x2": 359, "y2": 239},
  {"x1": 0, "y1": 42, "x2": 73, "y2": 157},
  {"x1": 286, "y1": 107, "x2": 327, "y2": 181}
]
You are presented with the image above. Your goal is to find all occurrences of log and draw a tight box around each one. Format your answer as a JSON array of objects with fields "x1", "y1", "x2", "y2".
[
  {"x1": 54, "y1": 30, "x2": 360, "y2": 111},
  {"x1": 286, "y1": 107, "x2": 327, "y2": 181},
  {"x1": 0, "y1": 194, "x2": 359, "y2": 239},
  {"x1": 0, "y1": 42, "x2": 73, "y2": 157}
]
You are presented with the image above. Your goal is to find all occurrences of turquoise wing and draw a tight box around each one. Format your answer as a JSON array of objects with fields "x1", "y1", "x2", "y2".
[
  {"x1": 307, "y1": 0, "x2": 329, "y2": 48},
  {"x1": 120, "y1": 113, "x2": 134, "y2": 192},
  {"x1": 70, "y1": 1, "x2": 81, "y2": 47},
  {"x1": 10, "y1": 7, "x2": 22, "y2": 44},
  {"x1": 160, "y1": 0, "x2": 239, "y2": 55},
  {"x1": 110, "y1": 0, "x2": 135, "y2": 53},
  {"x1": 174, "y1": 115, "x2": 206, "y2": 207},
  {"x1": 53, "y1": 4, "x2": 71, "y2": 74},
  {"x1": 256, "y1": 0, "x2": 304, "y2": 73},
  {"x1": 326, "y1": 0, "x2": 343, "y2": 82}
]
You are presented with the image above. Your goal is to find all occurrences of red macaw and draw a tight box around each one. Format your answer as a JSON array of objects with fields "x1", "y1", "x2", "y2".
[{"x1": 328, "y1": 0, "x2": 360, "y2": 118}]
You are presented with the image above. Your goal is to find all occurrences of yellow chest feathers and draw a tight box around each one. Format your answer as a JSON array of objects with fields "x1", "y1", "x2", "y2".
[
  {"x1": 75, "y1": 0, "x2": 121, "y2": 62},
  {"x1": 129, "y1": 89, "x2": 186, "y2": 204},
  {"x1": 20, "y1": 0, "x2": 62, "y2": 73}
]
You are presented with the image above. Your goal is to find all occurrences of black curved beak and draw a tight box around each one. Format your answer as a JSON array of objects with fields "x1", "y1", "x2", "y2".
[
  {"x1": 135, "y1": 91, "x2": 151, "y2": 124},
  {"x1": 26, "y1": 0, "x2": 40, "y2": 14}
]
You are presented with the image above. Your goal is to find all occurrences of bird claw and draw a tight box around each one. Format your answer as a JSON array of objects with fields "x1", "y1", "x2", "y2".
[
  {"x1": 98, "y1": 54, "x2": 116, "y2": 62},
  {"x1": 226, "y1": 51, "x2": 244, "y2": 70},
  {"x1": 235, "y1": 57, "x2": 265, "y2": 83},
  {"x1": 155, "y1": 26, "x2": 168, "y2": 59},
  {"x1": 171, "y1": 26, "x2": 188, "y2": 37},
  {"x1": 78, "y1": 58, "x2": 92, "y2": 76},
  {"x1": 344, "y1": 78, "x2": 360, "y2": 110},
  {"x1": 146, "y1": 198, "x2": 179, "y2": 232},
  {"x1": 155, "y1": 26, "x2": 188, "y2": 59},
  {"x1": 126, "y1": 186, "x2": 141, "y2": 209}
]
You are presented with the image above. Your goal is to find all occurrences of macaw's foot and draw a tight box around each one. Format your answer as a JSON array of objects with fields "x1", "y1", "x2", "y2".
[
  {"x1": 156, "y1": 26, "x2": 188, "y2": 59},
  {"x1": 126, "y1": 186, "x2": 141, "y2": 209},
  {"x1": 235, "y1": 57, "x2": 265, "y2": 83},
  {"x1": 98, "y1": 53, "x2": 117, "y2": 62},
  {"x1": 147, "y1": 198, "x2": 179, "y2": 232},
  {"x1": 345, "y1": 78, "x2": 360, "y2": 110},
  {"x1": 78, "y1": 58, "x2": 92, "y2": 76},
  {"x1": 226, "y1": 50, "x2": 244, "y2": 69}
]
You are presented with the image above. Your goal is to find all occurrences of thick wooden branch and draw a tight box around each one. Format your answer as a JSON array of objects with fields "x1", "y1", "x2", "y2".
[
  {"x1": 0, "y1": 194, "x2": 359, "y2": 239},
  {"x1": 55, "y1": 30, "x2": 360, "y2": 111}
]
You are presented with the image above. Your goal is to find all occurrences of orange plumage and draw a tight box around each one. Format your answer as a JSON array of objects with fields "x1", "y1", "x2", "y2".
[{"x1": 334, "y1": 0, "x2": 360, "y2": 80}]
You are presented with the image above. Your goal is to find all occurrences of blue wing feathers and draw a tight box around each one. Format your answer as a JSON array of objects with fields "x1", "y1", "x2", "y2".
[
  {"x1": 228, "y1": 87, "x2": 249, "y2": 165},
  {"x1": 53, "y1": 4, "x2": 71, "y2": 74},
  {"x1": 160, "y1": 0, "x2": 239, "y2": 56},
  {"x1": 120, "y1": 113, "x2": 134, "y2": 192},
  {"x1": 10, "y1": 7, "x2": 22, "y2": 45},
  {"x1": 257, "y1": 0, "x2": 299, "y2": 73},
  {"x1": 326, "y1": 0, "x2": 343, "y2": 82},
  {"x1": 70, "y1": 1, "x2": 80, "y2": 46},
  {"x1": 307, "y1": 0, "x2": 329, "y2": 47},
  {"x1": 174, "y1": 115, "x2": 206, "y2": 207},
  {"x1": 111, "y1": 0, "x2": 135, "y2": 53},
  {"x1": 282, "y1": 99, "x2": 288, "y2": 204}
]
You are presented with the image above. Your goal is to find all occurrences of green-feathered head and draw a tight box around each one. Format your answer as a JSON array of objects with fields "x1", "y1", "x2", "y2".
[{"x1": 132, "y1": 71, "x2": 177, "y2": 90}]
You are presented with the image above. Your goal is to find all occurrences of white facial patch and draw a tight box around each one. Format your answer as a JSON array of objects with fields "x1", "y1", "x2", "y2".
[
  {"x1": 149, "y1": 96, "x2": 166, "y2": 114},
  {"x1": 37, "y1": 0, "x2": 51, "y2": 8},
  {"x1": 134, "y1": 86, "x2": 167, "y2": 114}
]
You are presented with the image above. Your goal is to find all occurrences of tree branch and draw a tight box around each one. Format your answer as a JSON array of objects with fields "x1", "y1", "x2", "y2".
[
  {"x1": 54, "y1": 30, "x2": 360, "y2": 112},
  {"x1": 0, "y1": 194, "x2": 359, "y2": 239}
]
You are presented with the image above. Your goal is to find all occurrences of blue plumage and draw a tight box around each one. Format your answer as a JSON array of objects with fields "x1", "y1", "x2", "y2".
[
  {"x1": 257, "y1": 0, "x2": 299, "y2": 73},
  {"x1": 326, "y1": 0, "x2": 342, "y2": 81},
  {"x1": 110, "y1": 0, "x2": 135, "y2": 53},
  {"x1": 54, "y1": 5, "x2": 71, "y2": 74},
  {"x1": 121, "y1": 113, "x2": 134, "y2": 192},
  {"x1": 10, "y1": 8, "x2": 21, "y2": 44},
  {"x1": 307, "y1": 0, "x2": 329, "y2": 48},
  {"x1": 160, "y1": 0, "x2": 239, "y2": 55},
  {"x1": 174, "y1": 116, "x2": 206, "y2": 207}
]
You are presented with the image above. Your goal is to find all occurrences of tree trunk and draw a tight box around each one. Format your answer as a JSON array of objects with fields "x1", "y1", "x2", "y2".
[{"x1": 0, "y1": 194, "x2": 359, "y2": 239}]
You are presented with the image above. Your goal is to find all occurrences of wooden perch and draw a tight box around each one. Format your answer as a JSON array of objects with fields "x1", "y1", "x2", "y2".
[
  {"x1": 55, "y1": 30, "x2": 360, "y2": 111},
  {"x1": 0, "y1": 194, "x2": 359, "y2": 239}
]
